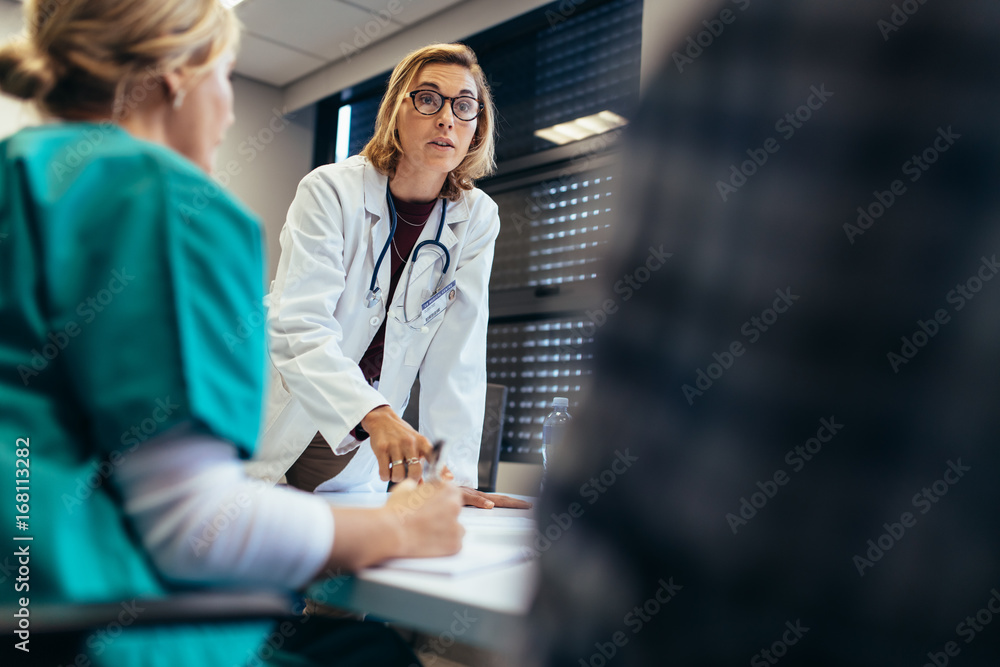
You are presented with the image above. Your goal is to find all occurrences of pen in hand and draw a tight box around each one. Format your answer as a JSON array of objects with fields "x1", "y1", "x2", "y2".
[{"x1": 422, "y1": 440, "x2": 448, "y2": 484}]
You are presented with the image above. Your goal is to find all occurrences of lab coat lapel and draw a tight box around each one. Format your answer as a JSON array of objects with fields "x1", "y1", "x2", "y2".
[{"x1": 363, "y1": 162, "x2": 392, "y2": 308}]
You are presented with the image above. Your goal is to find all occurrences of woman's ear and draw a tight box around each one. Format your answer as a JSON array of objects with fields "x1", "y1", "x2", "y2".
[{"x1": 162, "y1": 70, "x2": 186, "y2": 108}]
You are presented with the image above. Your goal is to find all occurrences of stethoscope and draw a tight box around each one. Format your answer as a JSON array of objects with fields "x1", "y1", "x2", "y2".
[{"x1": 365, "y1": 182, "x2": 451, "y2": 330}]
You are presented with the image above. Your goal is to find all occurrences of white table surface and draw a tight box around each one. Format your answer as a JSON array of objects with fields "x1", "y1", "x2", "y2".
[{"x1": 308, "y1": 492, "x2": 539, "y2": 650}]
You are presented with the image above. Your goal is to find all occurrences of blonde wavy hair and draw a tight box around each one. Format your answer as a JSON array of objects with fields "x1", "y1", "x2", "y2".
[
  {"x1": 0, "y1": 0, "x2": 239, "y2": 120},
  {"x1": 361, "y1": 43, "x2": 496, "y2": 201}
]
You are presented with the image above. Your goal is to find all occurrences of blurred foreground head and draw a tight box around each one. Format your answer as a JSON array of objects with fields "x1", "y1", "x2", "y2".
[
  {"x1": 531, "y1": 0, "x2": 1000, "y2": 665},
  {"x1": 0, "y1": 0, "x2": 238, "y2": 119},
  {"x1": 0, "y1": 0, "x2": 240, "y2": 170}
]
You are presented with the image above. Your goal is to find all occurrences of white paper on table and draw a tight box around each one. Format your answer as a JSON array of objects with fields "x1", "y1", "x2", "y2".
[
  {"x1": 376, "y1": 541, "x2": 531, "y2": 577},
  {"x1": 459, "y1": 512, "x2": 536, "y2": 547},
  {"x1": 318, "y1": 493, "x2": 538, "y2": 575},
  {"x1": 315, "y1": 492, "x2": 388, "y2": 507}
]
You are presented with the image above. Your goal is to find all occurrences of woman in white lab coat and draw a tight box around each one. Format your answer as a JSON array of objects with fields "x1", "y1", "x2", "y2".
[{"x1": 253, "y1": 43, "x2": 527, "y2": 509}]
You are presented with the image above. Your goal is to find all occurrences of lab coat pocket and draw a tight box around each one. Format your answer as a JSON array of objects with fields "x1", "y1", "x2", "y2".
[
  {"x1": 403, "y1": 316, "x2": 444, "y2": 367},
  {"x1": 402, "y1": 327, "x2": 425, "y2": 367}
]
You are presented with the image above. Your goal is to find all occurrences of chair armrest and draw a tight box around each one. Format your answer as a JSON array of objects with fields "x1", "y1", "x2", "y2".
[{"x1": 1, "y1": 589, "x2": 297, "y2": 636}]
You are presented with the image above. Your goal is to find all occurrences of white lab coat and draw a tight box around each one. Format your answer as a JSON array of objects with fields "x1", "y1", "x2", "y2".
[{"x1": 247, "y1": 155, "x2": 498, "y2": 491}]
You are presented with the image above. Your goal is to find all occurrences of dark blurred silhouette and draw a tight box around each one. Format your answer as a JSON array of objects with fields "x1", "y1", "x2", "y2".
[{"x1": 530, "y1": 0, "x2": 1000, "y2": 665}]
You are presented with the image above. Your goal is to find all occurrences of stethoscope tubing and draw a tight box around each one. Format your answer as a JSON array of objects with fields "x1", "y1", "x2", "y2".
[{"x1": 366, "y1": 181, "x2": 450, "y2": 309}]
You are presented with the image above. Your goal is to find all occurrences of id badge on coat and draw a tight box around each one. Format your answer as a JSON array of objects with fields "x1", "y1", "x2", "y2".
[{"x1": 420, "y1": 280, "x2": 457, "y2": 325}]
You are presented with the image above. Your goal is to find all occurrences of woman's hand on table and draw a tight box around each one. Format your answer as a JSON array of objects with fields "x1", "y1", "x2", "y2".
[
  {"x1": 435, "y1": 465, "x2": 533, "y2": 508},
  {"x1": 459, "y1": 487, "x2": 533, "y2": 510}
]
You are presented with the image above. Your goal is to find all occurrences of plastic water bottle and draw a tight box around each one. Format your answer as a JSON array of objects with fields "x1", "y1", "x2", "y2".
[{"x1": 541, "y1": 397, "x2": 572, "y2": 491}]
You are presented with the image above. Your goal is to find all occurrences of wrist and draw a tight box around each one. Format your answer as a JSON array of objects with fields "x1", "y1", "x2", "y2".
[
  {"x1": 377, "y1": 504, "x2": 407, "y2": 559},
  {"x1": 324, "y1": 505, "x2": 403, "y2": 573},
  {"x1": 360, "y1": 405, "x2": 393, "y2": 433}
]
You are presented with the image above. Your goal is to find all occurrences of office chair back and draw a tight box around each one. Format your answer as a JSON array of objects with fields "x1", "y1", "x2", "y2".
[
  {"x1": 401, "y1": 378, "x2": 508, "y2": 492},
  {"x1": 478, "y1": 383, "x2": 508, "y2": 492}
]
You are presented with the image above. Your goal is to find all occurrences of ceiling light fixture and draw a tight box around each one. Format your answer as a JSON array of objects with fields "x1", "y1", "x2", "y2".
[{"x1": 534, "y1": 110, "x2": 628, "y2": 146}]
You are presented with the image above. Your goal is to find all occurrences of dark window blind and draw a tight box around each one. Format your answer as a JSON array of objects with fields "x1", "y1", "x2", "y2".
[
  {"x1": 487, "y1": 316, "x2": 597, "y2": 461},
  {"x1": 482, "y1": 157, "x2": 619, "y2": 461},
  {"x1": 490, "y1": 170, "x2": 615, "y2": 291}
]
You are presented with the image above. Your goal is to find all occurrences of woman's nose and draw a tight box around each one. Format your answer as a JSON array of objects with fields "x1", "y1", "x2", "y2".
[{"x1": 436, "y1": 103, "x2": 455, "y2": 128}]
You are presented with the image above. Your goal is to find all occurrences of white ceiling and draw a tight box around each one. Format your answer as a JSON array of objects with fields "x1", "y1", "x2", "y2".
[
  {"x1": 234, "y1": 0, "x2": 469, "y2": 87},
  {"x1": 1, "y1": 0, "x2": 558, "y2": 108}
]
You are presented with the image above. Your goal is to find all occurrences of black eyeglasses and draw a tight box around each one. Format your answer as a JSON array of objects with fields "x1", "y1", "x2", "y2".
[{"x1": 408, "y1": 90, "x2": 484, "y2": 121}]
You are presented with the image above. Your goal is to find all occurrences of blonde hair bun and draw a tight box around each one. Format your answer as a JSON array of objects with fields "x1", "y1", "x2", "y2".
[{"x1": 0, "y1": 38, "x2": 57, "y2": 102}]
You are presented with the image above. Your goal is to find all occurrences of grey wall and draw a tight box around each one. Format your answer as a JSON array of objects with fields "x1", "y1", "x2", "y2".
[{"x1": 218, "y1": 76, "x2": 315, "y2": 281}]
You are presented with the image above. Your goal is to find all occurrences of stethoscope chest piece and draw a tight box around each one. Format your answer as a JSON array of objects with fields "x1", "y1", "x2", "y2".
[{"x1": 365, "y1": 286, "x2": 381, "y2": 309}]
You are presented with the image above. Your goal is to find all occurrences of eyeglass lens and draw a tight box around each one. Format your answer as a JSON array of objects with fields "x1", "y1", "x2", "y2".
[{"x1": 411, "y1": 91, "x2": 481, "y2": 121}]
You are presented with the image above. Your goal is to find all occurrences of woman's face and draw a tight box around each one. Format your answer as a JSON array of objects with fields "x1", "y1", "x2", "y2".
[
  {"x1": 394, "y1": 63, "x2": 479, "y2": 183},
  {"x1": 168, "y1": 51, "x2": 236, "y2": 172}
]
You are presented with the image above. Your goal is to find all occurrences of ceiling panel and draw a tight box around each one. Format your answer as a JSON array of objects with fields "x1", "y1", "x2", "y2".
[
  {"x1": 236, "y1": 0, "x2": 403, "y2": 62},
  {"x1": 231, "y1": 0, "x2": 508, "y2": 90},
  {"x1": 234, "y1": 32, "x2": 328, "y2": 86},
  {"x1": 344, "y1": 0, "x2": 468, "y2": 26}
]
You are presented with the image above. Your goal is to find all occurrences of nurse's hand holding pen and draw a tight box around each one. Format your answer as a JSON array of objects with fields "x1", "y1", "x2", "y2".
[
  {"x1": 361, "y1": 405, "x2": 533, "y2": 510},
  {"x1": 327, "y1": 479, "x2": 465, "y2": 570}
]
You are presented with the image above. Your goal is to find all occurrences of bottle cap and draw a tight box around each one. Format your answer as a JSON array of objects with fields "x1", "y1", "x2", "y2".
[{"x1": 552, "y1": 397, "x2": 568, "y2": 408}]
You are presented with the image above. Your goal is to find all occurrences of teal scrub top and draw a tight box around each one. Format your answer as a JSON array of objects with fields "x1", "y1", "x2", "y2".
[{"x1": 0, "y1": 123, "x2": 273, "y2": 665}]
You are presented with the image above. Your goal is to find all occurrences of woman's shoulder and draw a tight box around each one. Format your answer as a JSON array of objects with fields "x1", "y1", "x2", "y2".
[
  {"x1": 462, "y1": 184, "x2": 497, "y2": 208},
  {"x1": 10, "y1": 122, "x2": 257, "y2": 228},
  {"x1": 293, "y1": 155, "x2": 385, "y2": 215},
  {"x1": 7, "y1": 121, "x2": 180, "y2": 177},
  {"x1": 302, "y1": 154, "x2": 371, "y2": 187},
  {"x1": 459, "y1": 185, "x2": 499, "y2": 224}
]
